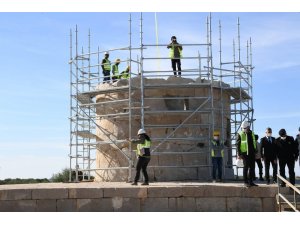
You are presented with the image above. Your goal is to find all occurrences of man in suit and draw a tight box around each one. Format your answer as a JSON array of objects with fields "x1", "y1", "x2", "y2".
[
  {"x1": 295, "y1": 127, "x2": 300, "y2": 166},
  {"x1": 275, "y1": 128, "x2": 298, "y2": 187},
  {"x1": 260, "y1": 127, "x2": 277, "y2": 185}
]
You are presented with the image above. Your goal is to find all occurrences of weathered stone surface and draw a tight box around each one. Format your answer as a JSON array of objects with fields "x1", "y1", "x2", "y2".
[
  {"x1": 95, "y1": 77, "x2": 233, "y2": 182},
  {"x1": 182, "y1": 186, "x2": 206, "y2": 197},
  {"x1": 202, "y1": 186, "x2": 243, "y2": 197},
  {"x1": 103, "y1": 187, "x2": 147, "y2": 198},
  {"x1": 153, "y1": 167, "x2": 198, "y2": 181},
  {"x1": 196, "y1": 197, "x2": 226, "y2": 212},
  {"x1": 262, "y1": 197, "x2": 277, "y2": 212},
  {"x1": 36, "y1": 199, "x2": 56, "y2": 212},
  {"x1": 77, "y1": 198, "x2": 113, "y2": 212},
  {"x1": 32, "y1": 188, "x2": 68, "y2": 199},
  {"x1": 168, "y1": 198, "x2": 177, "y2": 211},
  {"x1": 181, "y1": 197, "x2": 196, "y2": 212},
  {"x1": 69, "y1": 188, "x2": 103, "y2": 199},
  {"x1": 141, "y1": 197, "x2": 169, "y2": 212},
  {"x1": 242, "y1": 186, "x2": 278, "y2": 198},
  {"x1": 0, "y1": 183, "x2": 280, "y2": 212},
  {"x1": 0, "y1": 189, "x2": 31, "y2": 200},
  {"x1": 57, "y1": 199, "x2": 77, "y2": 212},
  {"x1": 227, "y1": 197, "x2": 262, "y2": 212},
  {"x1": 113, "y1": 197, "x2": 140, "y2": 212},
  {"x1": 0, "y1": 200, "x2": 36, "y2": 212},
  {"x1": 148, "y1": 187, "x2": 183, "y2": 198}
]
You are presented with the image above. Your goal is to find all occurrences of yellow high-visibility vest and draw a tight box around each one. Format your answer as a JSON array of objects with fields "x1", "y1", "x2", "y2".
[
  {"x1": 103, "y1": 59, "x2": 111, "y2": 71},
  {"x1": 211, "y1": 140, "x2": 224, "y2": 158},
  {"x1": 137, "y1": 140, "x2": 151, "y2": 157},
  {"x1": 239, "y1": 131, "x2": 256, "y2": 154},
  {"x1": 169, "y1": 44, "x2": 183, "y2": 59}
]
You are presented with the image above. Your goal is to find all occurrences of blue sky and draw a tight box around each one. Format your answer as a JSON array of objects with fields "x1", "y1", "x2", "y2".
[{"x1": 0, "y1": 12, "x2": 299, "y2": 179}]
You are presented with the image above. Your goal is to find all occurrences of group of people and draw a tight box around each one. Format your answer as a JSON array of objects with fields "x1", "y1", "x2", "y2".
[
  {"x1": 235, "y1": 122, "x2": 299, "y2": 187},
  {"x1": 129, "y1": 124, "x2": 300, "y2": 186},
  {"x1": 101, "y1": 35, "x2": 183, "y2": 81},
  {"x1": 101, "y1": 51, "x2": 130, "y2": 83}
]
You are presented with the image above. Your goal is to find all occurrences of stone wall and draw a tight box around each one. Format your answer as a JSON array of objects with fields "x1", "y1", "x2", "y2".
[
  {"x1": 94, "y1": 76, "x2": 233, "y2": 182},
  {"x1": 0, "y1": 183, "x2": 280, "y2": 212}
]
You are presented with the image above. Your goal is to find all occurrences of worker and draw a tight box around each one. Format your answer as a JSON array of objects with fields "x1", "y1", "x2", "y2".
[
  {"x1": 260, "y1": 127, "x2": 277, "y2": 185},
  {"x1": 211, "y1": 130, "x2": 226, "y2": 182},
  {"x1": 295, "y1": 127, "x2": 300, "y2": 167},
  {"x1": 254, "y1": 135, "x2": 264, "y2": 181},
  {"x1": 112, "y1": 58, "x2": 121, "y2": 82},
  {"x1": 130, "y1": 128, "x2": 151, "y2": 185},
  {"x1": 101, "y1": 52, "x2": 111, "y2": 83},
  {"x1": 236, "y1": 121, "x2": 258, "y2": 187},
  {"x1": 120, "y1": 65, "x2": 130, "y2": 79},
  {"x1": 275, "y1": 128, "x2": 298, "y2": 187},
  {"x1": 167, "y1": 36, "x2": 183, "y2": 77}
]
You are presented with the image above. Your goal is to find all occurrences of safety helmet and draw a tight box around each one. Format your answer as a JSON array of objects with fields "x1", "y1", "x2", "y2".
[
  {"x1": 115, "y1": 58, "x2": 121, "y2": 63},
  {"x1": 236, "y1": 158, "x2": 244, "y2": 167},
  {"x1": 171, "y1": 36, "x2": 177, "y2": 40},
  {"x1": 279, "y1": 128, "x2": 287, "y2": 137},
  {"x1": 241, "y1": 121, "x2": 250, "y2": 129},
  {"x1": 104, "y1": 51, "x2": 109, "y2": 55},
  {"x1": 137, "y1": 128, "x2": 146, "y2": 135},
  {"x1": 213, "y1": 130, "x2": 220, "y2": 136}
]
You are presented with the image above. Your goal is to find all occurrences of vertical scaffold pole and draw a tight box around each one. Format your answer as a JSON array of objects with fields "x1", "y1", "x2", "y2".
[
  {"x1": 219, "y1": 20, "x2": 226, "y2": 178},
  {"x1": 128, "y1": 13, "x2": 133, "y2": 181},
  {"x1": 237, "y1": 17, "x2": 241, "y2": 63},
  {"x1": 87, "y1": 29, "x2": 91, "y2": 180},
  {"x1": 69, "y1": 29, "x2": 73, "y2": 182},
  {"x1": 75, "y1": 25, "x2": 79, "y2": 182},
  {"x1": 140, "y1": 13, "x2": 145, "y2": 129},
  {"x1": 249, "y1": 37, "x2": 254, "y2": 130}
]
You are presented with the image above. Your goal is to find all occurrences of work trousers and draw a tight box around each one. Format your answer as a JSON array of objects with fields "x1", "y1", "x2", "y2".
[
  {"x1": 103, "y1": 70, "x2": 110, "y2": 83},
  {"x1": 255, "y1": 159, "x2": 263, "y2": 178},
  {"x1": 171, "y1": 59, "x2": 181, "y2": 76},
  {"x1": 264, "y1": 158, "x2": 277, "y2": 182},
  {"x1": 278, "y1": 158, "x2": 295, "y2": 185},
  {"x1": 212, "y1": 157, "x2": 223, "y2": 180},
  {"x1": 242, "y1": 154, "x2": 255, "y2": 184},
  {"x1": 134, "y1": 157, "x2": 151, "y2": 183}
]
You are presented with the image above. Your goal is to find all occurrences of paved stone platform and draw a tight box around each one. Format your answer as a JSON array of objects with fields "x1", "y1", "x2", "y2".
[{"x1": 0, "y1": 181, "x2": 296, "y2": 212}]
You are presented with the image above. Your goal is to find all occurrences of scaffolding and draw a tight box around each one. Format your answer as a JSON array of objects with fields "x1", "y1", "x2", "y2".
[{"x1": 69, "y1": 13, "x2": 254, "y2": 182}]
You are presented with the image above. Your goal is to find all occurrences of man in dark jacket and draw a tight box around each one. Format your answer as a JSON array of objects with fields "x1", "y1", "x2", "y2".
[
  {"x1": 295, "y1": 127, "x2": 300, "y2": 166},
  {"x1": 260, "y1": 127, "x2": 277, "y2": 185},
  {"x1": 275, "y1": 128, "x2": 298, "y2": 186},
  {"x1": 167, "y1": 36, "x2": 183, "y2": 76},
  {"x1": 236, "y1": 121, "x2": 258, "y2": 187}
]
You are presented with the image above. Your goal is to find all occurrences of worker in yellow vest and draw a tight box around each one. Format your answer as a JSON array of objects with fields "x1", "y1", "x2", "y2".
[
  {"x1": 236, "y1": 121, "x2": 258, "y2": 187},
  {"x1": 130, "y1": 128, "x2": 151, "y2": 185},
  {"x1": 167, "y1": 36, "x2": 182, "y2": 77},
  {"x1": 120, "y1": 65, "x2": 130, "y2": 79},
  {"x1": 101, "y1": 52, "x2": 111, "y2": 83},
  {"x1": 112, "y1": 58, "x2": 121, "y2": 82},
  {"x1": 211, "y1": 130, "x2": 225, "y2": 182}
]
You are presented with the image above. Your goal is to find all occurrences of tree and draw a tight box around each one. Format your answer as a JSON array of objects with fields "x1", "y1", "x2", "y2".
[{"x1": 50, "y1": 168, "x2": 70, "y2": 182}]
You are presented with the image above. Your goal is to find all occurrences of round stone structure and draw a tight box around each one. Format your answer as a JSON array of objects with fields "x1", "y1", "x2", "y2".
[{"x1": 94, "y1": 76, "x2": 234, "y2": 182}]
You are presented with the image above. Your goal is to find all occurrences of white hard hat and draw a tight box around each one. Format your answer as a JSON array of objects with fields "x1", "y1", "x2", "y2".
[
  {"x1": 104, "y1": 51, "x2": 109, "y2": 55},
  {"x1": 236, "y1": 158, "x2": 244, "y2": 167},
  {"x1": 137, "y1": 128, "x2": 146, "y2": 135},
  {"x1": 241, "y1": 121, "x2": 250, "y2": 129}
]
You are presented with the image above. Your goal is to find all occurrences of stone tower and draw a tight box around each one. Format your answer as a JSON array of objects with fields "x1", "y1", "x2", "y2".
[{"x1": 94, "y1": 76, "x2": 234, "y2": 182}]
